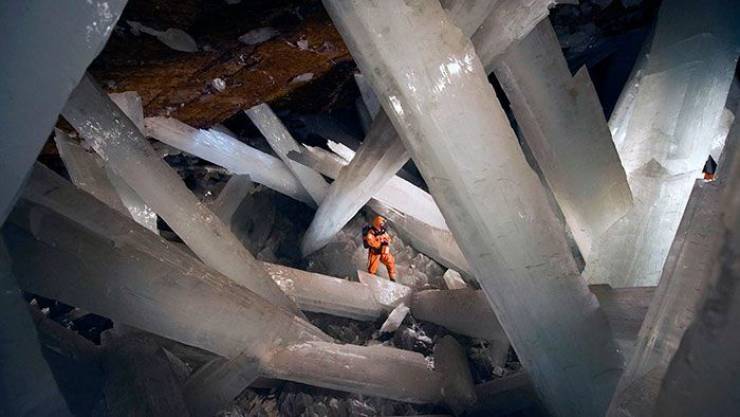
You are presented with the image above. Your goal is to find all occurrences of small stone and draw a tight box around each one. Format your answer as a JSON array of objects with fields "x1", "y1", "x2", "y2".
[
  {"x1": 212, "y1": 78, "x2": 226, "y2": 92},
  {"x1": 290, "y1": 72, "x2": 314, "y2": 84},
  {"x1": 238, "y1": 27, "x2": 279, "y2": 45}
]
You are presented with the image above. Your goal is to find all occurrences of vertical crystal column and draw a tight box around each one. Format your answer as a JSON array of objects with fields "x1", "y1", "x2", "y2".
[
  {"x1": 491, "y1": 20, "x2": 632, "y2": 259},
  {"x1": 321, "y1": 2, "x2": 623, "y2": 417},
  {"x1": 62, "y1": 74, "x2": 300, "y2": 315},
  {"x1": 584, "y1": 0, "x2": 740, "y2": 287}
]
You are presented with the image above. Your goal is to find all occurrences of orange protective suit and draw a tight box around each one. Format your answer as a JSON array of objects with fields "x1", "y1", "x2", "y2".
[{"x1": 365, "y1": 216, "x2": 397, "y2": 281}]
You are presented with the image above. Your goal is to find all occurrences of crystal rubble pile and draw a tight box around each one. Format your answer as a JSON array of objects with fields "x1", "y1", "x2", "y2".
[
  {"x1": 5, "y1": 164, "x2": 487, "y2": 416},
  {"x1": 584, "y1": 0, "x2": 740, "y2": 288},
  {"x1": 605, "y1": 99, "x2": 740, "y2": 417},
  {"x1": 321, "y1": 2, "x2": 624, "y2": 417}
]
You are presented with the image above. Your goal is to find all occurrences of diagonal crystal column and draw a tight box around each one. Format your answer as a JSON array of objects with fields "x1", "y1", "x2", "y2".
[
  {"x1": 56, "y1": 96, "x2": 159, "y2": 234},
  {"x1": 9, "y1": 164, "x2": 488, "y2": 413},
  {"x1": 245, "y1": 103, "x2": 329, "y2": 206},
  {"x1": 61, "y1": 73, "x2": 300, "y2": 315},
  {"x1": 301, "y1": 0, "x2": 494, "y2": 256},
  {"x1": 302, "y1": 0, "x2": 564, "y2": 256},
  {"x1": 54, "y1": 129, "x2": 129, "y2": 215},
  {"x1": 7, "y1": 164, "x2": 328, "y2": 359},
  {"x1": 301, "y1": 112, "x2": 410, "y2": 255},
  {"x1": 472, "y1": 0, "x2": 560, "y2": 71},
  {"x1": 491, "y1": 19, "x2": 632, "y2": 259},
  {"x1": 584, "y1": 0, "x2": 740, "y2": 287},
  {"x1": 0, "y1": 0, "x2": 126, "y2": 222},
  {"x1": 144, "y1": 117, "x2": 313, "y2": 205},
  {"x1": 321, "y1": 2, "x2": 623, "y2": 416},
  {"x1": 207, "y1": 175, "x2": 254, "y2": 225}
]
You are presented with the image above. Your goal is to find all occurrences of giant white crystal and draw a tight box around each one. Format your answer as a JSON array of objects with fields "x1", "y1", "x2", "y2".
[
  {"x1": 492, "y1": 20, "x2": 632, "y2": 258},
  {"x1": 321, "y1": 2, "x2": 624, "y2": 416},
  {"x1": 0, "y1": 0, "x2": 126, "y2": 222},
  {"x1": 585, "y1": 0, "x2": 740, "y2": 287}
]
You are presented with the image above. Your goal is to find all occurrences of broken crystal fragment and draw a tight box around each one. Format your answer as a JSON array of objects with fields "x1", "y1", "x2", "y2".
[
  {"x1": 379, "y1": 303, "x2": 410, "y2": 334},
  {"x1": 296, "y1": 39, "x2": 309, "y2": 50},
  {"x1": 128, "y1": 21, "x2": 198, "y2": 52},
  {"x1": 442, "y1": 269, "x2": 467, "y2": 290}
]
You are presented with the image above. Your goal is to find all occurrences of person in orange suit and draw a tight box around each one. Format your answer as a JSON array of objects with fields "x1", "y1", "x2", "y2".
[{"x1": 363, "y1": 215, "x2": 397, "y2": 281}]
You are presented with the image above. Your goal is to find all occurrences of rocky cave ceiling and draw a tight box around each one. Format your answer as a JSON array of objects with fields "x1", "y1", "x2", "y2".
[{"x1": 87, "y1": 0, "x2": 661, "y2": 130}]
